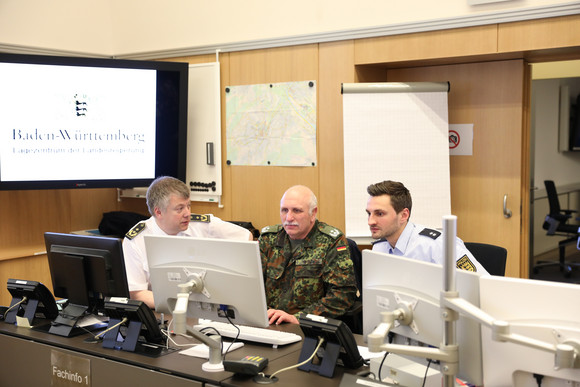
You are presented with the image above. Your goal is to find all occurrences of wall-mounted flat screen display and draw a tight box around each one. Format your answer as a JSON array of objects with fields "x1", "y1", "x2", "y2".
[{"x1": 0, "y1": 53, "x2": 188, "y2": 190}]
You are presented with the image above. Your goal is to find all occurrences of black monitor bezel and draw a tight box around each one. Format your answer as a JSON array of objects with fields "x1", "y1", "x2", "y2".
[
  {"x1": 44, "y1": 232, "x2": 130, "y2": 314},
  {"x1": 0, "y1": 52, "x2": 188, "y2": 190}
]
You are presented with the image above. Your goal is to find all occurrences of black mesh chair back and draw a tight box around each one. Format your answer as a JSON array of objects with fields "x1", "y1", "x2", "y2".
[{"x1": 464, "y1": 242, "x2": 507, "y2": 276}]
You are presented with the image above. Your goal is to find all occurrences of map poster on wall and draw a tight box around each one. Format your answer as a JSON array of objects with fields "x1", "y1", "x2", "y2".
[{"x1": 225, "y1": 80, "x2": 317, "y2": 166}]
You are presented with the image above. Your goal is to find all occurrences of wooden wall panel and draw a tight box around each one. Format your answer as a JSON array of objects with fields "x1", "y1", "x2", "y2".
[
  {"x1": 117, "y1": 197, "x2": 149, "y2": 216},
  {"x1": 230, "y1": 166, "x2": 318, "y2": 230},
  {"x1": 0, "y1": 254, "x2": 52, "y2": 306},
  {"x1": 229, "y1": 45, "x2": 318, "y2": 85},
  {"x1": 520, "y1": 62, "x2": 532, "y2": 278},
  {"x1": 69, "y1": 189, "x2": 119, "y2": 232},
  {"x1": 318, "y1": 40, "x2": 355, "y2": 231},
  {"x1": 499, "y1": 14, "x2": 580, "y2": 53},
  {"x1": 0, "y1": 190, "x2": 70, "y2": 248},
  {"x1": 227, "y1": 45, "x2": 319, "y2": 230},
  {"x1": 387, "y1": 60, "x2": 526, "y2": 278},
  {"x1": 354, "y1": 25, "x2": 498, "y2": 65},
  {"x1": 0, "y1": 187, "x2": 118, "y2": 306}
]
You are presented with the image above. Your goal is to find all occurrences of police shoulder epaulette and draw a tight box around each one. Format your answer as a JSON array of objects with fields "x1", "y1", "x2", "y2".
[
  {"x1": 419, "y1": 228, "x2": 441, "y2": 240},
  {"x1": 125, "y1": 221, "x2": 146, "y2": 240},
  {"x1": 318, "y1": 223, "x2": 342, "y2": 239},
  {"x1": 261, "y1": 224, "x2": 282, "y2": 234},
  {"x1": 190, "y1": 214, "x2": 210, "y2": 223},
  {"x1": 372, "y1": 238, "x2": 388, "y2": 245}
]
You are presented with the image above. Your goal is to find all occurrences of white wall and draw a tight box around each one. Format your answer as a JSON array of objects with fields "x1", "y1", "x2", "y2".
[
  {"x1": 531, "y1": 77, "x2": 580, "y2": 255},
  {"x1": 533, "y1": 78, "x2": 580, "y2": 189},
  {"x1": 0, "y1": 0, "x2": 578, "y2": 57},
  {"x1": 0, "y1": 1, "x2": 114, "y2": 56}
]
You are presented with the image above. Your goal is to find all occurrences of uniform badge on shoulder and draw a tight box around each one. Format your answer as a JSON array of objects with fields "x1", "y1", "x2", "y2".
[
  {"x1": 319, "y1": 223, "x2": 342, "y2": 239},
  {"x1": 456, "y1": 254, "x2": 477, "y2": 272},
  {"x1": 125, "y1": 221, "x2": 146, "y2": 240},
  {"x1": 191, "y1": 214, "x2": 210, "y2": 223},
  {"x1": 261, "y1": 225, "x2": 281, "y2": 234},
  {"x1": 419, "y1": 228, "x2": 441, "y2": 240}
]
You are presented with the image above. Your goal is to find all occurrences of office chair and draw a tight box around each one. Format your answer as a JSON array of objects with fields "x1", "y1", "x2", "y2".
[
  {"x1": 464, "y1": 242, "x2": 507, "y2": 276},
  {"x1": 337, "y1": 238, "x2": 363, "y2": 334},
  {"x1": 533, "y1": 180, "x2": 580, "y2": 278}
]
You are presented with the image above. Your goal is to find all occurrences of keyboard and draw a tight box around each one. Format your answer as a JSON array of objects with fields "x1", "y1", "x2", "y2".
[{"x1": 193, "y1": 320, "x2": 302, "y2": 346}]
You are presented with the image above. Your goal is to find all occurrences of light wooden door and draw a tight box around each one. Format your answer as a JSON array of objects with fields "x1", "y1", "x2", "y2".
[{"x1": 387, "y1": 60, "x2": 529, "y2": 278}]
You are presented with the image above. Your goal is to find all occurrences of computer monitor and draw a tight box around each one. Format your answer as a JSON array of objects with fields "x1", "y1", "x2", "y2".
[
  {"x1": 479, "y1": 275, "x2": 580, "y2": 385},
  {"x1": 144, "y1": 235, "x2": 269, "y2": 328},
  {"x1": 362, "y1": 250, "x2": 483, "y2": 386},
  {"x1": 44, "y1": 232, "x2": 130, "y2": 336}
]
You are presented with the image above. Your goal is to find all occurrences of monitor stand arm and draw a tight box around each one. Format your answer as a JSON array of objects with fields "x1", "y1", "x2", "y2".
[
  {"x1": 368, "y1": 307, "x2": 460, "y2": 383},
  {"x1": 368, "y1": 216, "x2": 580, "y2": 387},
  {"x1": 173, "y1": 285, "x2": 224, "y2": 372}
]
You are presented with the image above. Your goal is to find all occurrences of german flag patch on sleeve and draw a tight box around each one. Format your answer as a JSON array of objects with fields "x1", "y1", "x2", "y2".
[{"x1": 456, "y1": 254, "x2": 477, "y2": 272}]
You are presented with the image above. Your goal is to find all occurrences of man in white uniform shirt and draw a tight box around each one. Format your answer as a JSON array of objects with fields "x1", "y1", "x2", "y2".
[
  {"x1": 365, "y1": 180, "x2": 488, "y2": 274},
  {"x1": 123, "y1": 176, "x2": 252, "y2": 308}
]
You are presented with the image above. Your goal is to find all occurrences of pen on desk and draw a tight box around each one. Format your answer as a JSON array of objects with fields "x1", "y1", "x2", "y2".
[{"x1": 34, "y1": 251, "x2": 47, "y2": 256}]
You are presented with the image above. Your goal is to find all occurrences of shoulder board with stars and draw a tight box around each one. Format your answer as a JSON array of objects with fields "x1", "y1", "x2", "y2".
[
  {"x1": 261, "y1": 225, "x2": 282, "y2": 234},
  {"x1": 419, "y1": 228, "x2": 441, "y2": 240},
  {"x1": 372, "y1": 238, "x2": 387, "y2": 245},
  {"x1": 318, "y1": 223, "x2": 342, "y2": 239},
  {"x1": 125, "y1": 221, "x2": 146, "y2": 240},
  {"x1": 190, "y1": 214, "x2": 210, "y2": 223}
]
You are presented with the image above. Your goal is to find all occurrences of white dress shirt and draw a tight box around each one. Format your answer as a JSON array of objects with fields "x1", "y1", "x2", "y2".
[
  {"x1": 123, "y1": 215, "x2": 251, "y2": 292},
  {"x1": 372, "y1": 221, "x2": 489, "y2": 274}
]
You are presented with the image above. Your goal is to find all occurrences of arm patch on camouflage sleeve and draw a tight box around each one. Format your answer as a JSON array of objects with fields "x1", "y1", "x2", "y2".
[
  {"x1": 125, "y1": 222, "x2": 146, "y2": 240},
  {"x1": 456, "y1": 254, "x2": 477, "y2": 272}
]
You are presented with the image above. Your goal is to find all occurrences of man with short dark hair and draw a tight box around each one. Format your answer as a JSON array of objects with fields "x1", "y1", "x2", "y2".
[{"x1": 366, "y1": 180, "x2": 488, "y2": 274}]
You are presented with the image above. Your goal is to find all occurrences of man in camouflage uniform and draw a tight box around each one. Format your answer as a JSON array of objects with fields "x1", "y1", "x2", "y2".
[{"x1": 259, "y1": 185, "x2": 357, "y2": 324}]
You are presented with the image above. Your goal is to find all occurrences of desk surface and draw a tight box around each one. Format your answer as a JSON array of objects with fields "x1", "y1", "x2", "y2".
[
  {"x1": 223, "y1": 348, "x2": 360, "y2": 387},
  {"x1": 223, "y1": 328, "x2": 369, "y2": 386},
  {"x1": 0, "y1": 319, "x2": 367, "y2": 386}
]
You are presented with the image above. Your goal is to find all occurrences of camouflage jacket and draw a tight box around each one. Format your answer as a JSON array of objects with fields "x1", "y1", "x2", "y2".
[{"x1": 259, "y1": 220, "x2": 357, "y2": 319}]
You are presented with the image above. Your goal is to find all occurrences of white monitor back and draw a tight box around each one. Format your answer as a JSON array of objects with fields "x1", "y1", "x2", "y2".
[
  {"x1": 144, "y1": 235, "x2": 269, "y2": 328},
  {"x1": 362, "y1": 249, "x2": 483, "y2": 385},
  {"x1": 480, "y1": 275, "x2": 580, "y2": 386}
]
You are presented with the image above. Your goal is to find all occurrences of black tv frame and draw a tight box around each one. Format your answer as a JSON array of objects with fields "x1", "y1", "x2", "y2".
[{"x1": 0, "y1": 52, "x2": 188, "y2": 190}]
